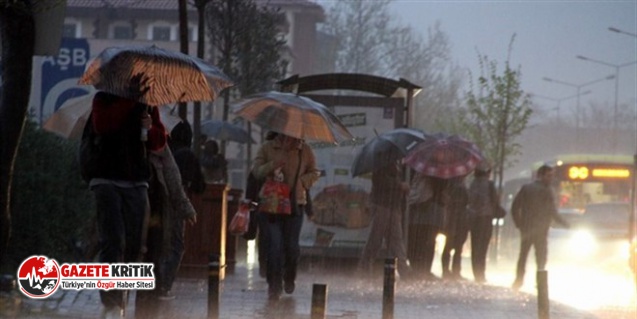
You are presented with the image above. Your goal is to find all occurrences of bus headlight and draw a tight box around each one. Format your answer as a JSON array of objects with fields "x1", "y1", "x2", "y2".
[{"x1": 568, "y1": 230, "x2": 598, "y2": 257}]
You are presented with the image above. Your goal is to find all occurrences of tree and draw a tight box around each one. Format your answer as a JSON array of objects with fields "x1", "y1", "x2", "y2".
[
  {"x1": 320, "y1": 0, "x2": 397, "y2": 76},
  {"x1": 0, "y1": 0, "x2": 36, "y2": 267},
  {"x1": 206, "y1": 0, "x2": 286, "y2": 117},
  {"x1": 205, "y1": 0, "x2": 286, "y2": 159},
  {"x1": 318, "y1": 0, "x2": 463, "y2": 130},
  {"x1": 463, "y1": 35, "x2": 532, "y2": 193}
]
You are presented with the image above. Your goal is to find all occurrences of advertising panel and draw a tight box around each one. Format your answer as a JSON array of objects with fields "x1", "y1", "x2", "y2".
[{"x1": 299, "y1": 105, "x2": 397, "y2": 257}]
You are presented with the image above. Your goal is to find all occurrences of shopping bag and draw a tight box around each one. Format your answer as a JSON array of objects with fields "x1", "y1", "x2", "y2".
[
  {"x1": 229, "y1": 200, "x2": 251, "y2": 235},
  {"x1": 258, "y1": 169, "x2": 291, "y2": 215}
]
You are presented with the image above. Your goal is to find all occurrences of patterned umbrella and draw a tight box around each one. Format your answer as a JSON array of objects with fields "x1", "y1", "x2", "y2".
[
  {"x1": 403, "y1": 133, "x2": 484, "y2": 179},
  {"x1": 200, "y1": 119, "x2": 254, "y2": 144},
  {"x1": 78, "y1": 45, "x2": 233, "y2": 106},
  {"x1": 232, "y1": 91, "x2": 353, "y2": 143},
  {"x1": 351, "y1": 128, "x2": 427, "y2": 177}
]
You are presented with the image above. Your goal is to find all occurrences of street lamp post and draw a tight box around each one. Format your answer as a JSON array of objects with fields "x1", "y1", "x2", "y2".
[
  {"x1": 608, "y1": 26, "x2": 637, "y2": 267},
  {"x1": 576, "y1": 55, "x2": 637, "y2": 151},
  {"x1": 542, "y1": 75, "x2": 615, "y2": 147},
  {"x1": 532, "y1": 90, "x2": 592, "y2": 125}
]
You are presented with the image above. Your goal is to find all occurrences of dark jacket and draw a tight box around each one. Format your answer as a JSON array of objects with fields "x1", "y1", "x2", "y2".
[
  {"x1": 81, "y1": 92, "x2": 166, "y2": 182},
  {"x1": 511, "y1": 180, "x2": 567, "y2": 234},
  {"x1": 444, "y1": 181, "x2": 469, "y2": 235},
  {"x1": 370, "y1": 163, "x2": 404, "y2": 208},
  {"x1": 467, "y1": 176, "x2": 498, "y2": 218}
]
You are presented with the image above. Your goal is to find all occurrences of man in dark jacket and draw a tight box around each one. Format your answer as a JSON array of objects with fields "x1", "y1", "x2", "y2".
[
  {"x1": 82, "y1": 91, "x2": 166, "y2": 318},
  {"x1": 511, "y1": 165, "x2": 569, "y2": 290}
]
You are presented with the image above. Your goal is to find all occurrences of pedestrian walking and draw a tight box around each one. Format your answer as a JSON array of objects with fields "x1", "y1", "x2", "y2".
[
  {"x1": 440, "y1": 177, "x2": 469, "y2": 280},
  {"x1": 148, "y1": 121, "x2": 202, "y2": 301},
  {"x1": 358, "y1": 160, "x2": 412, "y2": 278},
  {"x1": 467, "y1": 162, "x2": 498, "y2": 283},
  {"x1": 80, "y1": 91, "x2": 167, "y2": 319},
  {"x1": 408, "y1": 175, "x2": 447, "y2": 280},
  {"x1": 252, "y1": 133, "x2": 319, "y2": 301},
  {"x1": 511, "y1": 165, "x2": 569, "y2": 290}
]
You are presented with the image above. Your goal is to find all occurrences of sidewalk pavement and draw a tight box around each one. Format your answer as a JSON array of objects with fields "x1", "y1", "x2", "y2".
[{"x1": 1, "y1": 261, "x2": 602, "y2": 319}]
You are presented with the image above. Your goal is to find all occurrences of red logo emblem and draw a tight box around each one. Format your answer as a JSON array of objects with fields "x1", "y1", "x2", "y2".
[{"x1": 17, "y1": 256, "x2": 60, "y2": 298}]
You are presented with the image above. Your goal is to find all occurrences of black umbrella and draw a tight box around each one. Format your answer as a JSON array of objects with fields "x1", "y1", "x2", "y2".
[{"x1": 351, "y1": 128, "x2": 427, "y2": 177}]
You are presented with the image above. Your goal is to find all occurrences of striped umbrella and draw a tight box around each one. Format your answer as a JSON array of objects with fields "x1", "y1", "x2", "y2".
[
  {"x1": 78, "y1": 45, "x2": 233, "y2": 106},
  {"x1": 403, "y1": 133, "x2": 484, "y2": 179},
  {"x1": 232, "y1": 91, "x2": 353, "y2": 143}
]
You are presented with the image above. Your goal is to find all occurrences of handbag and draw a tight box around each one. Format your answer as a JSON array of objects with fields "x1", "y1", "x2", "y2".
[
  {"x1": 258, "y1": 168, "x2": 292, "y2": 215},
  {"x1": 229, "y1": 200, "x2": 251, "y2": 235}
]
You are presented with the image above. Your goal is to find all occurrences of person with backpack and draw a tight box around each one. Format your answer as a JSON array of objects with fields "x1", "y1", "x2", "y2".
[{"x1": 80, "y1": 91, "x2": 166, "y2": 318}]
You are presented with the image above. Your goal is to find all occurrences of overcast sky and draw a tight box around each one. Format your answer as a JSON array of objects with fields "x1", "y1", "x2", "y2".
[{"x1": 316, "y1": 1, "x2": 636, "y2": 119}]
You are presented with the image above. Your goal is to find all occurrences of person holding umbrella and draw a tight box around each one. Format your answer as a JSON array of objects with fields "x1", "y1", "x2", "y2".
[
  {"x1": 358, "y1": 158, "x2": 413, "y2": 278},
  {"x1": 440, "y1": 176, "x2": 469, "y2": 280},
  {"x1": 80, "y1": 90, "x2": 166, "y2": 318},
  {"x1": 407, "y1": 174, "x2": 448, "y2": 280},
  {"x1": 252, "y1": 133, "x2": 319, "y2": 301}
]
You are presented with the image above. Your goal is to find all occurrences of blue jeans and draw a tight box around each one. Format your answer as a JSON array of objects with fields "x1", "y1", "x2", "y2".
[
  {"x1": 93, "y1": 184, "x2": 148, "y2": 309},
  {"x1": 257, "y1": 209, "x2": 303, "y2": 293}
]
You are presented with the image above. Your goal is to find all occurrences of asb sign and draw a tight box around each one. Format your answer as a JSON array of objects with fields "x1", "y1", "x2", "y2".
[{"x1": 39, "y1": 37, "x2": 91, "y2": 120}]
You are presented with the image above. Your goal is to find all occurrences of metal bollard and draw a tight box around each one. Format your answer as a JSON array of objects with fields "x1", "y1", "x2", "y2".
[
  {"x1": 208, "y1": 254, "x2": 220, "y2": 319},
  {"x1": 382, "y1": 258, "x2": 396, "y2": 319},
  {"x1": 311, "y1": 283, "x2": 328, "y2": 319},
  {"x1": 537, "y1": 270, "x2": 550, "y2": 319}
]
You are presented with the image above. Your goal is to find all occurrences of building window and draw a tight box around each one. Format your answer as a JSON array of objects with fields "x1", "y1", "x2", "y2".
[
  {"x1": 152, "y1": 26, "x2": 171, "y2": 41},
  {"x1": 188, "y1": 27, "x2": 198, "y2": 42},
  {"x1": 113, "y1": 25, "x2": 133, "y2": 39},
  {"x1": 62, "y1": 23, "x2": 78, "y2": 38}
]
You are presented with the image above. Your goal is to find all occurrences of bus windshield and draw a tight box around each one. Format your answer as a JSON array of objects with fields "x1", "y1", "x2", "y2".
[{"x1": 551, "y1": 156, "x2": 632, "y2": 212}]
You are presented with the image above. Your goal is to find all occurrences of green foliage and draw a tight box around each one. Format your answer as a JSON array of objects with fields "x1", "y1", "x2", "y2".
[
  {"x1": 2, "y1": 119, "x2": 95, "y2": 272},
  {"x1": 463, "y1": 35, "x2": 533, "y2": 190}
]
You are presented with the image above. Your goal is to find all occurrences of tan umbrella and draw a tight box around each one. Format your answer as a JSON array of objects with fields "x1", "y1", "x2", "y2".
[
  {"x1": 42, "y1": 93, "x2": 182, "y2": 139},
  {"x1": 78, "y1": 45, "x2": 233, "y2": 106},
  {"x1": 232, "y1": 91, "x2": 353, "y2": 144}
]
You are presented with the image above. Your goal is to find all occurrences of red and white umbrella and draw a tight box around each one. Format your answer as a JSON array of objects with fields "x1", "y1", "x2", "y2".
[{"x1": 403, "y1": 133, "x2": 483, "y2": 179}]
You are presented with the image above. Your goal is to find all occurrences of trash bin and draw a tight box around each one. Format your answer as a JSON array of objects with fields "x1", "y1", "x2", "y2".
[{"x1": 183, "y1": 183, "x2": 229, "y2": 279}]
